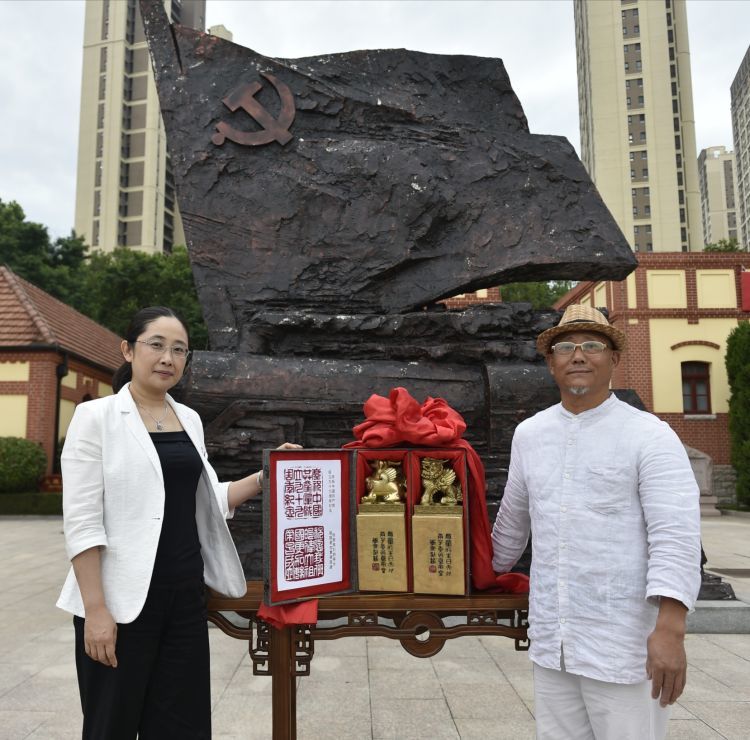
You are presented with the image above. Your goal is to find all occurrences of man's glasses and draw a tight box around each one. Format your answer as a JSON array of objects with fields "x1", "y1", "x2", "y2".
[
  {"x1": 551, "y1": 341, "x2": 609, "y2": 355},
  {"x1": 135, "y1": 340, "x2": 191, "y2": 360}
]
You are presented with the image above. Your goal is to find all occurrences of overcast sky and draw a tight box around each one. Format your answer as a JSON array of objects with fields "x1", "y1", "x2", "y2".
[{"x1": 1, "y1": 0, "x2": 748, "y2": 240}]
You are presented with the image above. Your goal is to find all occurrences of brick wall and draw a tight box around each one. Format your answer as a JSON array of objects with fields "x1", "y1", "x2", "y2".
[
  {"x1": 1, "y1": 350, "x2": 115, "y2": 475},
  {"x1": 442, "y1": 287, "x2": 501, "y2": 310},
  {"x1": 555, "y1": 252, "x2": 750, "y2": 466}
]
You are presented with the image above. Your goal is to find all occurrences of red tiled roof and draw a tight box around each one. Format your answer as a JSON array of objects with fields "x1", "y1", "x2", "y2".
[{"x1": 0, "y1": 266, "x2": 123, "y2": 371}]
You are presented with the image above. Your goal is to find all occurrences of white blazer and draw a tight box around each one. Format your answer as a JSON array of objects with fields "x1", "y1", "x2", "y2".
[{"x1": 56, "y1": 384, "x2": 247, "y2": 623}]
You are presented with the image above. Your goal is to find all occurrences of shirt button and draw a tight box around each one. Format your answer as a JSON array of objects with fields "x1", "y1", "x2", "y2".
[
  {"x1": 560, "y1": 617, "x2": 566, "y2": 624},
  {"x1": 561, "y1": 506, "x2": 567, "y2": 513},
  {"x1": 560, "y1": 542, "x2": 567, "y2": 549},
  {"x1": 564, "y1": 473, "x2": 570, "y2": 479}
]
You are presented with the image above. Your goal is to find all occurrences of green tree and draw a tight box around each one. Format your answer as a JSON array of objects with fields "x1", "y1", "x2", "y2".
[
  {"x1": 74, "y1": 246, "x2": 208, "y2": 348},
  {"x1": 704, "y1": 238, "x2": 743, "y2": 253},
  {"x1": 726, "y1": 321, "x2": 750, "y2": 507},
  {"x1": 499, "y1": 281, "x2": 575, "y2": 309},
  {"x1": 0, "y1": 199, "x2": 88, "y2": 304},
  {"x1": 0, "y1": 199, "x2": 53, "y2": 285},
  {"x1": 0, "y1": 199, "x2": 207, "y2": 348}
]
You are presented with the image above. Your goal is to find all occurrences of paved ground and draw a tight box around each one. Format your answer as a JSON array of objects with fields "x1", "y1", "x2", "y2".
[{"x1": 1, "y1": 516, "x2": 749, "y2": 739}]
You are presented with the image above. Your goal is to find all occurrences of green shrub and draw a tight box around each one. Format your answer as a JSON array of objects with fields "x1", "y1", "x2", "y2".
[
  {"x1": 726, "y1": 322, "x2": 750, "y2": 506},
  {"x1": 0, "y1": 437, "x2": 47, "y2": 493},
  {"x1": 0, "y1": 493, "x2": 62, "y2": 515}
]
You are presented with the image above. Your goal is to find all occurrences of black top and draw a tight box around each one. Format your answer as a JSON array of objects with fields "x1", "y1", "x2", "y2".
[{"x1": 149, "y1": 431, "x2": 204, "y2": 585}]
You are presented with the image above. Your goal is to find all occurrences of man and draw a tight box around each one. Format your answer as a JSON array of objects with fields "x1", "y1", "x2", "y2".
[{"x1": 492, "y1": 304, "x2": 701, "y2": 740}]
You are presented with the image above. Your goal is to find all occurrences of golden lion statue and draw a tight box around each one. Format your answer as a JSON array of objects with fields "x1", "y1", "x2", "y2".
[
  {"x1": 419, "y1": 457, "x2": 462, "y2": 506},
  {"x1": 361, "y1": 460, "x2": 406, "y2": 504}
]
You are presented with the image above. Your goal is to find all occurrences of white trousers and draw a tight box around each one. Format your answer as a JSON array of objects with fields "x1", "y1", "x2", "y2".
[{"x1": 533, "y1": 660, "x2": 671, "y2": 740}]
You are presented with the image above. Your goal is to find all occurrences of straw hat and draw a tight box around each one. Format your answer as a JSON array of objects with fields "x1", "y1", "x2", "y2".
[{"x1": 536, "y1": 304, "x2": 627, "y2": 355}]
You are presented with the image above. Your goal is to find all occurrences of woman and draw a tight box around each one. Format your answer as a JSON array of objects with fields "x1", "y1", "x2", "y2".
[{"x1": 57, "y1": 306, "x2": 298, "y2": 739}]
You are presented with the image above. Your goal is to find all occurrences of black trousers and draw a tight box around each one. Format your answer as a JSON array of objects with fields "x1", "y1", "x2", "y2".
[{"x1": 74, "y1": 579, "x2": 210, "y2": 740}]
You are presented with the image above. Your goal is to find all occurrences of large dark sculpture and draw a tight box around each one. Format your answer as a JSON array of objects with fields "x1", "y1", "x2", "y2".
[{"x1": 139, "y1": 0, "x2": 636, "y2": 576}]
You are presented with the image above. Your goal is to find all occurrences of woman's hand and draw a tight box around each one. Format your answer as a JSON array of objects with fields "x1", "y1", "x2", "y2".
[
  {"x1": 83, "y1": 604, "x2": 118, "y2": 667},
  {"x1": 227, "y1": 442, "x2": 303, "y2": 509}
]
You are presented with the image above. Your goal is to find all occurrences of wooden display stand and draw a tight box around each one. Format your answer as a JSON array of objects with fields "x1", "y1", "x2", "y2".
[{"x1": 208, "y1": 582, "x2": 529, "y2": 740}]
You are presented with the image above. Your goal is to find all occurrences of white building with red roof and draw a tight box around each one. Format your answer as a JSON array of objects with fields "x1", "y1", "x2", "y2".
[{"x1": 0, "y1": 266, "x2": 122, "y2": 480}]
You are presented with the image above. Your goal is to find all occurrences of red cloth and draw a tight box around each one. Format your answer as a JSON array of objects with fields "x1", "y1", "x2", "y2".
[
  {"x1": 257, "y1": 600, "x2": 318, "y2": 629},
  {"x1": 344, "y1": 387, "x2": 528, "y2": 594}
]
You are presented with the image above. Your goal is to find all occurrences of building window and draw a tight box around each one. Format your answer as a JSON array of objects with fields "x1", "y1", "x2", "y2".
[
  {"x1": 625, "y1": 62, "x2": 630, "y2": 72},
  {"x1": 635, "y1": 60, "x2": 642, "y2": 71},
  {"x1": 682, "y1": 362, "x2": 711, "y2": 414},
  {"x1": 630, "y1": 151, "x2": 635, "y2": 161},
  {"x1": 642, "y1": 168, "x2": 649, "y2": 177},
  {"x1": 638, "y1": 95, "x2": 645, "y2": 104}
]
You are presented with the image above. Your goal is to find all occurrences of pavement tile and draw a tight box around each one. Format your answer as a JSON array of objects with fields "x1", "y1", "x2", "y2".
[
  {"x1": 431, "y1": 657, "x2": 505, "y2": 684},
  {"x1": 443, "y1": 683, "x2": 532, "y2": 721},
  {"x1": 689, "y1": 656, "x2": 750, "y2": 689},
  {"x1": 0, "y1": 665, "x2": 37, "y2": 698},
  {"x1": 221, "y1": 665, "x2": 273, "y2": 696},
  {"x1": 371, "y1": 698, "x2": 458, "y2": 739},
  {"x1": 680, "y1": 665, "x2": 750, "y2": 702},
  {"x1": 367, "y1": 644, "x2": 436, "y2": 673},
  {"x1": 3, "y1": 517, "x2": 750, "y2": 738},
  {"x1": 314, "y1": 636, "x2": 368, "y2": 657},
  {"x1": 369, "y1": 667, "x2": 443, "y2": 699},
  {"x1": 703, "y1": 633, "x2": 750, "y2": 660},
  {"x1": 677, "y1": 702, "x2": 750, "y2": 739},
  {"x1": 297, "y1": 685, "x2": 371, "y2": 734},
  {"x1": 0, "y1": 710, "x2": 55, "y2": 740},
  {"x1": 211, "y1": 692, "x2": 272, "y2": 737},
  {"x1": 453, "y1": 717, "x2": 536, "y2": 740},
  {"x1": 0, "y1": 676, "x2": 79, "y2": 713},
  {"x1": 665, "y1": 720, "x2": 726, "y2": 739}
]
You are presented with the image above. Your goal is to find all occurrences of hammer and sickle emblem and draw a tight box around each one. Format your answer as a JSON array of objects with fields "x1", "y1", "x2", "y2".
[{"x1": 212, "y1": 72, "x2": 296, "y2": 147}]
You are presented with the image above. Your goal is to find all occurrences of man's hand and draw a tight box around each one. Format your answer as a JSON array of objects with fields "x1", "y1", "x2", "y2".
[{"x1": 646, "y1": 597, "x2": 688, "y2": 707}]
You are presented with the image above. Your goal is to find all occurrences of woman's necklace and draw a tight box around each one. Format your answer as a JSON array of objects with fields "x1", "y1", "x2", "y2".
[{"x1": 137, "y1": 401, "x2": 169, "y2": 431}]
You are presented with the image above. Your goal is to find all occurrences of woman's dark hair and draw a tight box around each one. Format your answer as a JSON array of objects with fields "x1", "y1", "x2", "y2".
[{"x1": 112, "y1": 306, "x2": 191, "y2": 392}]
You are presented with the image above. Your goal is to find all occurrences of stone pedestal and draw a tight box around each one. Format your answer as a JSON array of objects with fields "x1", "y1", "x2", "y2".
[{"x1": 685, "y1": 445, "x2": 720, "y2": 517}]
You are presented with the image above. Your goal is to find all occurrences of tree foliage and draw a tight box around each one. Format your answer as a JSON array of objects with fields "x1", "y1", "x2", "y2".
[
  {"x1": 726, "y1": 321, "x2": 750, "y2": 506},
  {"x1": 704, "y1": 238, "x2": 743, "y2": 253},
  {"x1": 499, "y1": 281, "x2": 575, "y2": 309},
  {"x1": 0, "y1": 199, "x2": 207, "y2": 348}
]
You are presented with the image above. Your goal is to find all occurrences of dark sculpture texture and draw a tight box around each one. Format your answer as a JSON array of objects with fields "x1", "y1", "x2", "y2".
[{"x1": 139, "y1": 0, "x2": 636, "y2": 577}]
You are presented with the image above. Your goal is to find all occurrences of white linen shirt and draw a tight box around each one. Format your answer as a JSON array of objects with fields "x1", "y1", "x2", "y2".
[{"x1": 491, "y1": 394, "x2": 701, "y2": 684}]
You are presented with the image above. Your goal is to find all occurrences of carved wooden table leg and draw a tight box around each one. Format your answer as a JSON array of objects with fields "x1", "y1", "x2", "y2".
[{"x1": 270, "y1": 625, "x2": 296, "y2": 740}]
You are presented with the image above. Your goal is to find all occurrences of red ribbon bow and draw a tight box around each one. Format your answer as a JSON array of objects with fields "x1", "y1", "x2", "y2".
[{"x1": 345, "y1": 387, "x2": 528, "y2": 595}]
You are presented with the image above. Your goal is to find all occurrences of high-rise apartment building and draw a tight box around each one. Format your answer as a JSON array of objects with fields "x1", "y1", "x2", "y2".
[
  {"x1": 731, "y1": 45, "x2": 750, "y2": 249},
  {"x1": 74, "y1": 0, "x2": 206, "y2": 253},
  {"x1": 574, "y1": 0, "x2": 703, "y2": 252},
  {"x1": 698, "y1": 146, "x2": 740, "y2": 246}
]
